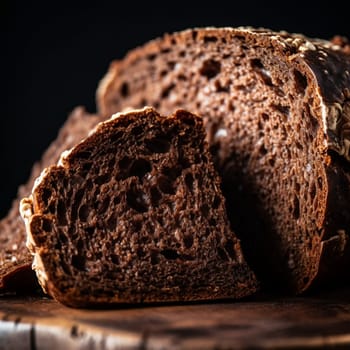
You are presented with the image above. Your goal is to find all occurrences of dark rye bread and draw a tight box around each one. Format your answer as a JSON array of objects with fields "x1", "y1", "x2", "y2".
[
  {"x1": 97, "y1": 27, "x2": 350, "y2": 293},
  {"x1": 0, "y1": 107, "x2": 101, "y2": 292},
  {"x1": 20, "y1": 107, "x2": 258, "y2": 307}
]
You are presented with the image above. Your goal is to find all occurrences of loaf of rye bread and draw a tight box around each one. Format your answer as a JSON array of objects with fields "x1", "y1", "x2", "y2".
[
  {"x1": 20, "y1": 107, "x2": 258, "y2": 307},
  {"x1": 97, "y1": 27, "x2": 350, "y2": 293},
  {"x1": 0, "y1": 107, "x2": 101, "y2": 292}
]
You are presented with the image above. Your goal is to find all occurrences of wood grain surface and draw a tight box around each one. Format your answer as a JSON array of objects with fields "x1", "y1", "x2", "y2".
[{"x1": 1, "y1": 288, "x2": 350, "y2": 349}]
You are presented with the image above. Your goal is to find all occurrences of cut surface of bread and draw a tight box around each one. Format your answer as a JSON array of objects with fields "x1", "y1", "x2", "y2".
[
  {"x1": 20, "y1": 107, "x2": 258, "y2": 307},
  {"x1": 97, "y1": 27, "x2": 350, "y2": 293},
  {"x1": 0, "y1": 107, "x2": 101, "y2": 292}
]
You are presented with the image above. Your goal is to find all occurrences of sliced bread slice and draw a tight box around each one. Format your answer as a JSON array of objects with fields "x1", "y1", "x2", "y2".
[{"x1": 20, "y1": 107, "x2": 258, "y2": 307}]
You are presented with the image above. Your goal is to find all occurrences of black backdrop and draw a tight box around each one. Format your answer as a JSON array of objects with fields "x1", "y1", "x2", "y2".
[{"x1": 1, "y1": 0, "x2": 349, "y2": 217}]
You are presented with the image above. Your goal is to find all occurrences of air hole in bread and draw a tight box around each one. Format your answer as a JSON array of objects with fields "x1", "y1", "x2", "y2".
[
  {"x1": 158, "y1": 175, "x2": 176, "y2": 194},
  {"x1": 183, "y1": 235, "x2": 193, "y2": 249},
  {"x1": 209, "y1": 218, "x2": 216, "y2": 226},
  {"x1": 57, "y1": 200, "x2": 67, "y2": 226},
  {"x1": 167, "y1": 61, "x2": 176, "y2": 70},
  {"x1": 126, "y1": 185, "x2": 148, "y2": 213},
  {"x1": 214, "y1": 79, "x2": 230, "y2": 93},
  {"x1": 129, "y1": 159, "x2": 151, "y2": 180},
  {"x1": 78, "y1": 204, "x2": 89, "y2": 222},
  {"x1": 293, "y1": 69, "x2": 308, "y2": 94},
  {"x1": 110, "y1": 254, "x2": 119, "y2": 265},
  {"x1": 293, "y1": 195, "x2": 300, "y2": 219},
  {"x1": 113, "y1": 196, "x2": 120, "y2": 205},
  {"x1": 146, "y1": 53, "x2": 156, "y2": 61},
  {"x1": 150, "y1": 186, "x2": 162, "y2": 206},
  {"x1": 145, "y1": 137, "x2": 171, "y2": 153},
  {"x1": 95, "y1": 173, "x2": 111, "y2": 185},
  {"x1": 272, "y1": 104, "x2": 290, "y2": 118},
  {"x1": 203, "y1": 36, "x2": 218, "y2": 43},
  {"x1": 310, "y1": 182, "x2": 316, "y2": 200},
  {"x1": 119, "y1": 156, "x2": 132, "y2": 170},
  {"x1": 191, "y1": 30, "x2": 198, "y2": 40},
  {"x1": 217, "y1": 247, "x2": 228, "y2": 261},
  {"x1": 131, "y1": 125, "x2": 143, "y2": 136},
  {"x1": 262, "y1": 113, "x2": 269, "y2": 121},
  {"x1": 161, "y1": 83, "x2": 176, "y2": 98},
  {"x1": 296, "y1": 141, "x2": 303, "y2": 151},
  {"x1": 199, "y1": 59, "x2": 221, "y2": 79},
  {"x1": 72, "y1": 255, "x2": 86, "y2": 271},
  {"x1": 136, "y1": 247, "x2": 145, "y2": 258},
  {"x1": 201, "y1": 204, "x2": 210, "y2": 217},
  {"x1": 250, "y1": 58, "x2": 273, "y2": 86},
  {"x1": 162, "y1": 166, "x2": 182, "y2": 180},
  {"x1": 71, "y1": 189, "x2": 84, "y2": 220},
  {"x1": 76, "y1": 238, "x2": 84, "y2": 250},
  {"x1": 150, "y1": 250, "x2": 159, "y2": 265},
  {"x1": 309, "y1": 114, "x2": 320, "y2": 136},
  {"x1": 106, "y1": 215, "x2": 117, "y2": 231},
  {"x1": 212, "y1": 195, "x2": 221, "y2": 209},
  {"x1": 161, "y1": 47, "x2": 171, "y2": 54},
  {"x1": 120, "y1": 82, "x2": 129, "y2": 98},
  {"x1": 84, "y1": 180, "x2": 93, "y2": 192},
  {"x1": 41, "y1": 189, "x2": 52, "y2": 206},
  {"x1": 57, "y1": 228, "x2": 68, "y2": 242},
  {"x1": 132, "y1": 220, "x2": 142, "y2": 232},
  {"x1": 140, "y1": 98, "x2": 147, "y2": 106},
  {"x1": 228, "y1": 101, "x2": 236, "y2": 112},
  {"x1": 82, "y1": 162, "x2": 92, "y2": 173},
  {"x1": 259, "y1": 144, "x2": 268, "y2": 155},
  {"x1": 185, "y1": 173, "x2": 194, "y2": 191},
  {"x1": 48, "y1": 202, "x2": 56, "y2": 215},
  {"x1": 109, "y1": 131, "x2": 123, "y2": 144},
  {"x1": 161, "y1": 249, "x2": 179, "y2": 260},
  {"x1": 117, "y1": 157, "x2": 133, "y2": 180},
  {"x1": 42, "y1": 217, "x2": 52, "y2": 232}
]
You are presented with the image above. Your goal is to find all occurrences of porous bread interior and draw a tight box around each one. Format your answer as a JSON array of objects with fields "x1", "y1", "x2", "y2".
[
  {"x1": 98, "y1": 30, "x2": 329, "y2": 292},
  {"x1": 28, "y1": 108, "x2": 257, "y2": 306}
]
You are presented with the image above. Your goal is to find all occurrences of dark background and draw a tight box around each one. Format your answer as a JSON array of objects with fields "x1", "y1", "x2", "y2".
[{"x1": 1, "y1": 0, "x2": 349, "y2": 217}]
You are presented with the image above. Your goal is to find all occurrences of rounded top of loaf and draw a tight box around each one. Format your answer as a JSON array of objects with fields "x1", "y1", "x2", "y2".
[{"x1": 98, "y1": 27, "x2": 350, "y2": 161}]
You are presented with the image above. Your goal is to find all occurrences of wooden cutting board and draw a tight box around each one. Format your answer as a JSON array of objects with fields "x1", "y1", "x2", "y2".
[{"x1": 1, "y1": 288, "x2": 350, "y2": 349}]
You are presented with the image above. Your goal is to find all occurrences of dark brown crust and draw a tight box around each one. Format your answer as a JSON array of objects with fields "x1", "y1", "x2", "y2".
[
  {"x1": 96, "y1": 27, "x2": 350, "y2": 293},
  {"x1": 301, "y1": 48, "x2": 350, "y2": 160},
  {"x1": 314, "y1": 153, "x2": 350, "y2": 285},
  {"x1": 0, "y1": 107, "x2": 101, "y2": 292}
]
